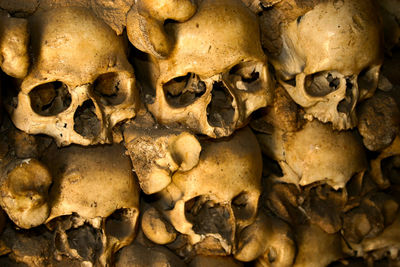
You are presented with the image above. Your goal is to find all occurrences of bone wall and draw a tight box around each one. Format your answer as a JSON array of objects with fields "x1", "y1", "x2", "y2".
[{"x1": 0, "y1": 0, "x2": 399, "y2": 266}]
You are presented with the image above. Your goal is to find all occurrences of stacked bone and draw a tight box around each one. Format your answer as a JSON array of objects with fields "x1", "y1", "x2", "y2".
[{"x1": 0, "y1": 0, "x2": 398, "y2": 266}]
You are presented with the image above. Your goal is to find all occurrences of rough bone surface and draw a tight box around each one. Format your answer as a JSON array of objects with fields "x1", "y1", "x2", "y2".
[
  {"x1": 137, "y1": 0, "x2": 273, "y2": 138},
  {"x1": 265, "y1": 0, "x2": 383, "y2": 130},
  {"x1": 124, "y1": 110, "x2": 201, "y2": 195},
  {"x1": 41, "y1": 144, "x2": 140, "y2": 266},
  {"x1": 141, "y1": 128, "x2": 262, "y2": 257},
  {"x1": 0, "y1": 0, "x2": 398, "y2": 266},
  {"x1": 9, "y1": 7, "x2": 138, "y2": 146},
  {"x1": 257, "y1": 120, "x2": 367, "y2": 189}
]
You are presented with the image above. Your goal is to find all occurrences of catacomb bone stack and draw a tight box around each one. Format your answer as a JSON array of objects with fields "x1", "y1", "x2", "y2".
[{"x1": 0, "y1": 0, "x2": 398, "y2": 266}]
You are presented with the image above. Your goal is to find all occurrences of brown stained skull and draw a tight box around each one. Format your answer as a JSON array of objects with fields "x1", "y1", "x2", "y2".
[
  {"x1": 257, "y1": 120, "x2": 367, "y2": 189},
  {"x1": 9, "y1": 7, "x2": 138, "y2": 146},
  {"x1": 269, "y1": 0, "x2": 383, "y2": 130},
  {"x1": 142, "y1": 128, "x2": 262, "y2": 255},
  {"x1": 139, "y1": 0, "x2": 273, "y2": 138},
  {"x1": 41, "y1": 144, "x2": 140, "y2": 266}
]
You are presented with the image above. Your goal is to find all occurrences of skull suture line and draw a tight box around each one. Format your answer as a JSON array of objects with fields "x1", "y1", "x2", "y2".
[
  {"x1": 269, "y1": 0, "x2": 383, "y2": 130},
  {"x1": 9, "y1": 7, "x2": 138, "y2": 146},
  {"x1": 136, "y1": 0, "x2": 273, "y2": 138}
]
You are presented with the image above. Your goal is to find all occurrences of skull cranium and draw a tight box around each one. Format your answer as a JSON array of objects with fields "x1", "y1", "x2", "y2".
[
  {"x1": 144, "y1": 127, "x2": 262, "y2": 255},
  {"x1": 137, "y1": 0, "x2": 273, "y2": 138},
  {"x1": 268, "y1": 0, "x2": 383, "y2": 130},
  {"x1": 9, "y1": 7, "x2": 138, "y2": 146},
  {"x1": 42, "y1": 144, "x2": 140, "y2": 266},
  {"x1": 257, "y1": 120, "x2": 367, "y2": 189}
]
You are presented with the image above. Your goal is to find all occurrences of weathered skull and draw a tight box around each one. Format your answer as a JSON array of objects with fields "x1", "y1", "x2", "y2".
[
  {"x1": 9, "y1": 7, "x2": 138, "y2": 146},
  {"x1": 257, "y1": 120, "x2": 367, "y2": 189},
  {"x1": 123, "y1": 111, "x2": 202, "y2": 195},
  {"x1": 269, "y1": 0, "x2": 383, "y2": 130},
  {"x1": 42, "y1": 144, "x2": 140, "y2": 266},
  {"x1": 0, "y1": 11, "x2": 29, "y2": 79},
  {"x1": 143, "y1": 127, "x2": 262, "y2": 255},
  {"x1": 0, "y1": 158, "x2": 52, "y2": 229},
  {"x1": 138, "y1": 0, "x2": 273, "y2": 138}
]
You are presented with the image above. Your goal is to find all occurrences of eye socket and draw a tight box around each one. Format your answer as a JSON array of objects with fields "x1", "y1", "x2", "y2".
[
  {"x1": 232, "y1": 192, "x2": 255, "y2": 222},
  {"x1": 105, "y1": 208, "x2": 137, "y2": 240},
  {"x1": 228, "y1": 61, "x2": 264, "y2": 92},
  {"x1": 163, "y1": 73, "x2": 206, "y2": 108},
  {"x1": 29, "y1": 81, "x2": 71, "y2": 116},
  {"x1": 305, "y1": 71, "x2": 340, "y2": 97},
  {"x1": 93, "y1": 72, "x2": 129, "y2": 106}
]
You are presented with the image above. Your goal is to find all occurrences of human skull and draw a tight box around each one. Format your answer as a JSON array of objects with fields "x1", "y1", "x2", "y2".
[
  {"x1": 0, "y1": 11, "x2": 29, "y2": 79},
  {"x1": 123, "y1": 113, "x2": 202, "y2": 195},
  {"x1": 9, "y1": 7, "x2": 138, "y2": 146},
  {"x1": 269, "y1": 0, "x2": 383, "y2": 130},
  {"x1": 42, "y1": 144, "x2": 140, "y2": 266},
  {"x1": 0, "y1": 158, "x2": 52, "y2": 229},
  {"x1": 257, "y1": 120, "x2": 367, "y2": 189},
  {"x1": 138, "y1": 0, "x2": 273, "y2": 138},
  {"x1": 144, "y1": 127, "x2": 262, "y2": 255}
]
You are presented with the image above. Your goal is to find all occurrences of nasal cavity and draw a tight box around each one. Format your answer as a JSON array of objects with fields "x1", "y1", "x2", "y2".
[
  {"x1": 73, "y1": 100, "x2": 101, "y2": 138},
  {"x1": 206, "y1": 82, "x2": 235, "y2": 128},
  {"x1": 337, "y1": 78, "x2": 354, "y2": 114}
]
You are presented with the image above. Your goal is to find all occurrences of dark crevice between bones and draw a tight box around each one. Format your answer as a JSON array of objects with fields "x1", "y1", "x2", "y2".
[{"x1": 382, "y1": 156, "x2": 400, "y2": 185}]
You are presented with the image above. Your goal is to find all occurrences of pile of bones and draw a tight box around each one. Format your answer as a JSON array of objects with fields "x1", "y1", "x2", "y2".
[{"x1": 0, "y1": 0, "x2": 399, "y2": 266}]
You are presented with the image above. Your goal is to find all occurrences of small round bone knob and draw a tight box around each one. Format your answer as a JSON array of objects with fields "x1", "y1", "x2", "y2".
[{"x1": 127, "y1": 0, "x2": 196, "y2": 58}]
